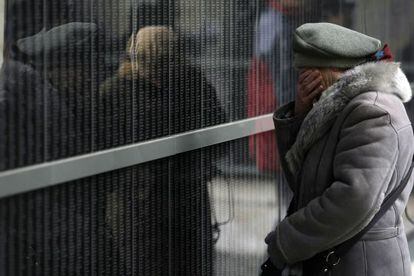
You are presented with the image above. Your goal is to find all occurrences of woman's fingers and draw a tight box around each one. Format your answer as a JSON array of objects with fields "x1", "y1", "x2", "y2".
[
  {"x1": 302, "y1": 70, "x2": 321, "y2": 86},
  {"x1": 298, "y1": 75, "x2": 322, "y2": 97},
  {"x1": 305, "y1": 76, "x2": 322, "y2": 94},
  {"x1": 305, "y1": 84, "x2": 325, "y2": 101},
  {"x1": 295, "y1": 69, "x2": 324, "y2": 116},
  {"x1": 298, "y1": 69, "x2": 313, "y2": 83}
]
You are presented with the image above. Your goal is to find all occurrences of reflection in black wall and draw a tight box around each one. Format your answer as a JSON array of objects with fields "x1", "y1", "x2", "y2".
[{"x1": 3, "y1": 1, "x2": 414, "y2": 275}]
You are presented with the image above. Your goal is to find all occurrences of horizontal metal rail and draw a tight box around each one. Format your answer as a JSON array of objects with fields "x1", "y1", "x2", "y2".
[{"x1": 0, "y1": 114, "x2": 275, "y2": 198}]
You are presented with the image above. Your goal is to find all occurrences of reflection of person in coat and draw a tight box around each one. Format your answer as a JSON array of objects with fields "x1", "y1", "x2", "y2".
[
  {"x1": 0, "y1": 23, "x2": 98, "y2": 170},
  {"x1": 14, "y1": 22, "x2": 100, "y2": 159},
  {"x1": 247, "y1": 0, "x2": 301, "y2": 173},
  {"x1": 99, "y1": 26, "x2": 226, "y2": 275},
  {"x1": 265, "y1": 23, "x2": 414, "y2": 275},
  {"x1": 0, "y1": 53, "x2": 65, "y2": 171}
]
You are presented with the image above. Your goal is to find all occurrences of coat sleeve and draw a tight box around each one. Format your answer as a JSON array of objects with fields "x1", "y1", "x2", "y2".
[
  {"x1": 267, "y1": 103, "x2": 399, "y2": 265},
  {"x1": 273, "y1": 101, "x2": 305, "y2": 193}
]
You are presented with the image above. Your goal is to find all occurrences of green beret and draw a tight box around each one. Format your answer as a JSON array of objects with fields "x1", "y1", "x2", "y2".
[{"x1": 293, "y1": 23, "x2": 382, "y2": 68}]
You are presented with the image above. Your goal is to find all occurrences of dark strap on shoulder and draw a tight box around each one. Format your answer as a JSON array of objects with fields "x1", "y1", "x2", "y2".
[{"x1": 334, "y1": 157, "x2": 414, "y2": 257}]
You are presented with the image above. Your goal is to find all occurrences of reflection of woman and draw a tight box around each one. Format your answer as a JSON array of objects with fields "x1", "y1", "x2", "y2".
[
  {"x1": 0, "y1": 53, "x2": 63, "y2": 170},
  {"x1": 0, "y1": 23, "x2": 97, "y2": 169},
  {"x1": 265, "y1": 23, "x2": 414, "y2": 275},
  {"x1": 99, "y1": 26, "x2": 226, "y2": 275}
]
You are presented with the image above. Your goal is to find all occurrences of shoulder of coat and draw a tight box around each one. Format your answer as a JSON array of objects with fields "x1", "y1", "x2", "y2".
[{"x1": 345, "y1": 91, "x2": 411, "y2": 132}]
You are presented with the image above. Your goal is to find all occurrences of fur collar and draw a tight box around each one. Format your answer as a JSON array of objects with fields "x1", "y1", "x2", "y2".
[{"x1": 286, "y1": 61, "x2": 412, "y2": 176}]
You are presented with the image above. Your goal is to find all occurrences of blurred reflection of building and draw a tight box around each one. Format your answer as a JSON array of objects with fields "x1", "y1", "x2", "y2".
[
  {"x1": 247, "y1": 0, "x2": 301, "y2": 173},
  {"x1": 321, "y1": 0, "x2": 355, "y2": 27}
]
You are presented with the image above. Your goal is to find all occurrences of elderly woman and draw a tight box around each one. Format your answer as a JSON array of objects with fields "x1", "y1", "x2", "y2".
[
  {"x1": 99, "y1": 26, "x2": 226, "y2": 275},
  {"x1": 265, "y1": 23, "x2": 414, "y2": 275}
]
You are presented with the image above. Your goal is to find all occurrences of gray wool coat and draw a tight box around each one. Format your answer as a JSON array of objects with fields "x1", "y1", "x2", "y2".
[{"x1": 266, "y1": 61, "x2": 414, "y2": 276}]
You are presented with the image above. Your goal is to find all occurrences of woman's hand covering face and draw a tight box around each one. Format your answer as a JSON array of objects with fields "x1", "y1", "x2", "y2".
[{"x1": 294, "y1": 69, "x2": 325, "y2": 116}]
